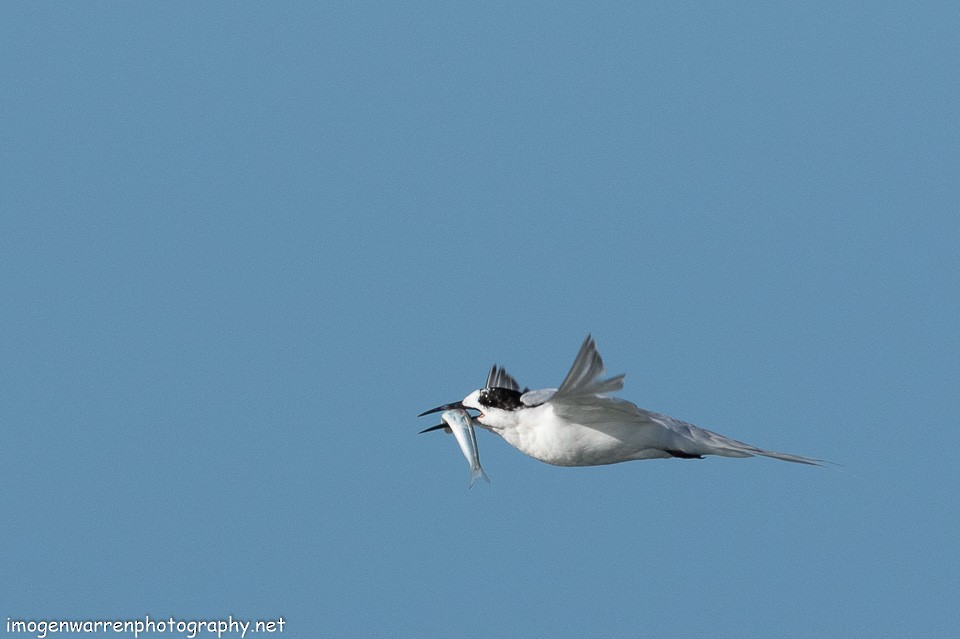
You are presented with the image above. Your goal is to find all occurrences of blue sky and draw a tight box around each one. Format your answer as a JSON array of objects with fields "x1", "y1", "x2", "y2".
[{"x1": 2, "y1": 3, "x2": 958, "y2": 637}]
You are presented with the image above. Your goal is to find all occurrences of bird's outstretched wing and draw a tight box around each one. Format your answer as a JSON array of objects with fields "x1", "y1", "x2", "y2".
[
  {"x1": 550, "y1": 337, "x2": 823, "y2": 465},
  {"x1": 553, "y1": 335, "x2": 624, "y2": 400},
  {"x1": 554, "y1": 394, "x2": 823, "y2": 465}
]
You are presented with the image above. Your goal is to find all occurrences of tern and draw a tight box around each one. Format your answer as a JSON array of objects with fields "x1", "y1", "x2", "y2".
[{"x1": 419, "y1": 336, "x2": 821, "y2": 467}]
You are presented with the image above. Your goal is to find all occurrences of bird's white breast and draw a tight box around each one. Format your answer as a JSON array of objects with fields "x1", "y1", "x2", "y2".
[{"x1": 490, "y1": 403, "x2": 643, "y2": 467}]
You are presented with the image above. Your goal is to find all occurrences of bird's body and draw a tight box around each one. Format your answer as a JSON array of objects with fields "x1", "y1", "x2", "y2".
[
  {"x1": 480, "y1": 400, "x2": 685, "y2": 466},
  {"x1": 420, "y1": 336, "x2": 821, "y2": 468}
]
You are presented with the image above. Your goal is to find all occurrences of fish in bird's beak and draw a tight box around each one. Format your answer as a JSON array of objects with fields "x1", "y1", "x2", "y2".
[
  {"x1": 421, "y1": 408, "x2": 490, "y2": 487},
  {"x1": 417, "y1": 401, "x2": 466, "y2": 417}
]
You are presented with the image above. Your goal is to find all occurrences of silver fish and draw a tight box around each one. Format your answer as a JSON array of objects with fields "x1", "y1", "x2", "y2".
[{"x1": 421, "y1": 409, "x2": 491, "y2": 487}]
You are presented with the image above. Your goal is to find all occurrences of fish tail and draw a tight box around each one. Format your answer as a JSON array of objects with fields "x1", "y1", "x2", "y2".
[{"x1": 469, "y1": 466, "x2": 491, "y2": 488}]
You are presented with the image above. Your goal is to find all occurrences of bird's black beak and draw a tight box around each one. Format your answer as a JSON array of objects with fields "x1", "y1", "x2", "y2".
[
  {"x1": 418, "y1": 423, "x2": 448, "y2": 434},
  {"x1": 417, "y1": 401, "x2": 466, "y2": 417}
]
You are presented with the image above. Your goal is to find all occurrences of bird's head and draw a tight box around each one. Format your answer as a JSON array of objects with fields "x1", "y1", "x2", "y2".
[{"x1": 419, "y1": 386, "x2": 525, "y2": 431}]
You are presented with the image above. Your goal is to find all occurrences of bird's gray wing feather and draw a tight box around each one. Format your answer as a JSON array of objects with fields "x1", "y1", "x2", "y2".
[
  {"x1": 485, "y1": 365, "x2": 522, "y2": 391},
  {"x1": 520, "y1": 388, "x2": 557, "y2": 406},
  {"x1": 553, "y1": 335, "x2": 625, "y2": 400}
]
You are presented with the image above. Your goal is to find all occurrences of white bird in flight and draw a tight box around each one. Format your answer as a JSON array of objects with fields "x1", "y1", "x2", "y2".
[{"x1": 420, "y1": 335, "x2": 822, "y2": 468}]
